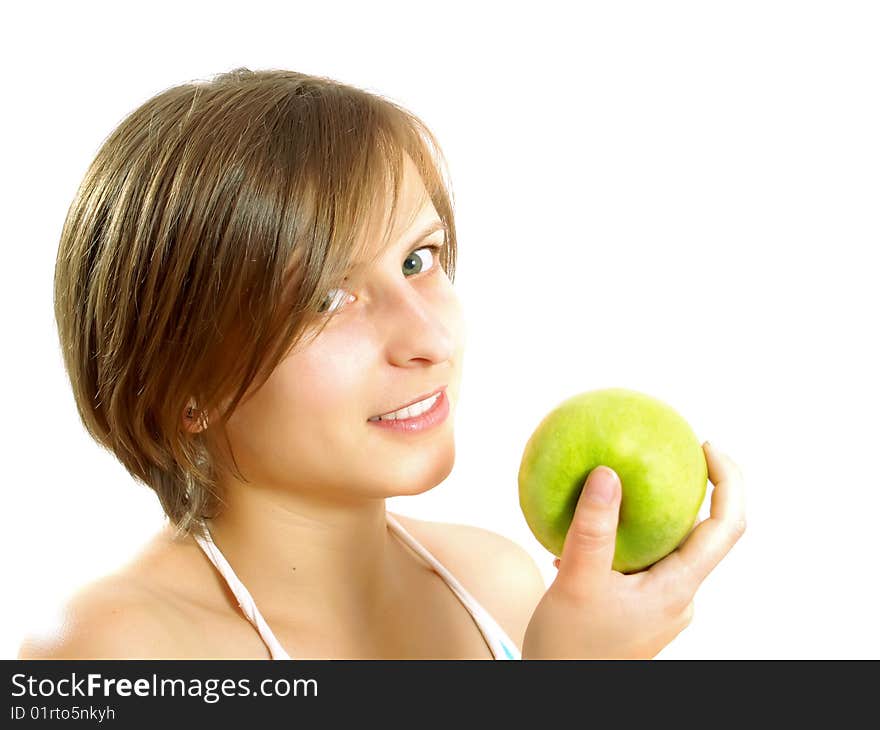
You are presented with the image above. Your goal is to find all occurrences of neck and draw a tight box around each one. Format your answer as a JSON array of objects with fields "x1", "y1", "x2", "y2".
[{"x1": 199, "y1": 478, "x2": 406, "y2": 633}]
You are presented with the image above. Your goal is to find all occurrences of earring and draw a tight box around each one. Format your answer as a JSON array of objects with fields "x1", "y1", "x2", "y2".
[{"x1": 185, "y1": 400, "x2": 204, "y2": 425}]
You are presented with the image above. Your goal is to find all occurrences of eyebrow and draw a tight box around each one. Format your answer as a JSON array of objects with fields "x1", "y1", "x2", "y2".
[
  {"x1": 410, "y1": 220, "x2": 448, "y2": 243},
  {"x1": 397, "y1": 220, "x2": 448, "y2": 251},
  {"x1": 348, "y1": 220, "x2": 447, "y2": 275}
]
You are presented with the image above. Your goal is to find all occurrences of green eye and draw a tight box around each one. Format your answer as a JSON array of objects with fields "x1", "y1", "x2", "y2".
[
  {"x1": 403, "y1": 245, "x2": 443, "y2": 277},
  {"x1": 317, "y1": 243, "x2": 445, "y2": 315}
]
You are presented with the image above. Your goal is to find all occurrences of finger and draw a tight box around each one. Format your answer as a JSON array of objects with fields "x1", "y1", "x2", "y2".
[
  {"x1": 553, "y1": 558, "x2": 560, "y2": 569},
  {"x1": 556, "y1": 466, "x2": 622, "y2": 595},
  {"x1": 676, "y1": 513, "x2": 702, "y2": 549},
  {"x1": 678, "y1": 601, "x2": 695, "y2": 631},
  {"x1": 646, "y1": 442, "x2": 746, "y2": 600},
  {"x1": 683, "y1": 600, "x2": 695, "y2": 623}
]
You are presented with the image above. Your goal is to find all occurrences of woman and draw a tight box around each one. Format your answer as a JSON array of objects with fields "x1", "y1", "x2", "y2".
[{"x1": 20, "y1": 67, "x2": 745, "y2": 659}]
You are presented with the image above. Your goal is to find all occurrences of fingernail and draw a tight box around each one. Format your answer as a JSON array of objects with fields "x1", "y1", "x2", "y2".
[{"x1": 587, "y1": 467, "x2": 619, "y2": 505}]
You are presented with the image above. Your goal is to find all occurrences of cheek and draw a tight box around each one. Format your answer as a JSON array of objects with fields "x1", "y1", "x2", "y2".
[
  {"x1": 291, "y1": 340, "x2": 366, "y2": 417},
  {"x1": 224, "y1": 336, "x2": 369, "y2": 479}
]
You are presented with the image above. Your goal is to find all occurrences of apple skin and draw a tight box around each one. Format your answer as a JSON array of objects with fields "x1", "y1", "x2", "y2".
[{"x1": 518, "y1": 387, "x2": 707, "y2": 574}]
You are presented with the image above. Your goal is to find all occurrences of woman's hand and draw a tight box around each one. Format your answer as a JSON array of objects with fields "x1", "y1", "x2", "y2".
[{"x1": 522, "y1": 442, "x2": 746, "y2": 659}]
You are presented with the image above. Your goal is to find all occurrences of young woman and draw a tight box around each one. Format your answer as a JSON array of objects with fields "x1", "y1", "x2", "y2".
[{"x1": 20, "y1": 67, "x2": 745, "y2": 660}]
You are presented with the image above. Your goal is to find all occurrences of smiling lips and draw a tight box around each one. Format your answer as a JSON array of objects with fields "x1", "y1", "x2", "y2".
[
  {"x1": 367, "y1": 387, "x2": 449, "y2": 433},
  {"x1": 369, "y1": 387, "x2": 445, "y2": 421}
]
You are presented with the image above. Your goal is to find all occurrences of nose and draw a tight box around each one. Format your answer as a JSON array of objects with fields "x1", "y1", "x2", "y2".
[{"x1": 377, "y1": 282, "x2": 457, "y2": 368}]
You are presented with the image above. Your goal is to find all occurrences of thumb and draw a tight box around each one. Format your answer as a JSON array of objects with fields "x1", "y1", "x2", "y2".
[{"x1": 556, "y1": 465, "x2": 622, "y2": 589}]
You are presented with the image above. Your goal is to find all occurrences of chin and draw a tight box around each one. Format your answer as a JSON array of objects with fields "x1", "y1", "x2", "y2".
[{"x1": 382, "y1": 449, "x2": 456, "y2": 498}]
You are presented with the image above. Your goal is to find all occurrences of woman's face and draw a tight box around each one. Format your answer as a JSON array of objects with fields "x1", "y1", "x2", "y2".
[{"x1": 221, "y1": 160, "x2": 465, "y2": 501}]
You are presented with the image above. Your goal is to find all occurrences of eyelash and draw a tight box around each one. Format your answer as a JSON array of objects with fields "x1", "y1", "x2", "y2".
[{"x1": 316, "y1": 243, "x2": 446, "y2": 315}]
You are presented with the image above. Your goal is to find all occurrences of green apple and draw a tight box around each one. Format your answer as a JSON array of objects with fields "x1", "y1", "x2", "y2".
[{"x1": 518, "y1": 387, "x2": 707, "y2": 574}]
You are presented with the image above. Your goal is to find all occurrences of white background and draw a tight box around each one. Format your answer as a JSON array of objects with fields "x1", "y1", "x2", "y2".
[{"x1": 2, "y1": 1, "x2": 878, "y2": 659}]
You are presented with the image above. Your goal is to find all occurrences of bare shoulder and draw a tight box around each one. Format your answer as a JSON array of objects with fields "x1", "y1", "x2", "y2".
[
  {"x1": 16, "y1": 532, "x2": 208, "y2": 662},
  {"x1": 17, "y1": 574, "x2": 193, "y2": 660},
  {"x1": 388, "y1": 511, "x2": 547, "y2": 652}
]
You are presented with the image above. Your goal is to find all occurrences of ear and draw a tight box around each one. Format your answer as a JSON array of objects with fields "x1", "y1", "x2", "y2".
[{"x1": 181, "y1": 399, "x2": 209, "y2": 434}]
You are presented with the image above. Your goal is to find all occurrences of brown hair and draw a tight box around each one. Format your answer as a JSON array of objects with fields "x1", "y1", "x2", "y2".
[{"x1": 53, "y1": 67, "x2": 458, "y2": 539}]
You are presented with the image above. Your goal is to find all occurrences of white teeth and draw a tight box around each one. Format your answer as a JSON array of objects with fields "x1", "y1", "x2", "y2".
[{"x1": 370, "y1": 392, "x2": 440, "y2": 421}]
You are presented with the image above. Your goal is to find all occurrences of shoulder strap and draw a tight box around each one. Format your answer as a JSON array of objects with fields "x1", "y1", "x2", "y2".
[
  {"x1": 385, "y1": 513, "x2": 521, "y2": 660},
  {"x1": 191, "y1": 524, "x2": 292, "y2": 660}
]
